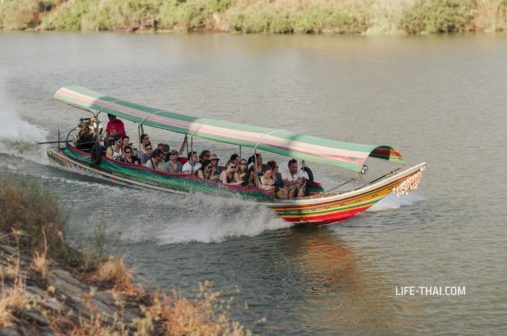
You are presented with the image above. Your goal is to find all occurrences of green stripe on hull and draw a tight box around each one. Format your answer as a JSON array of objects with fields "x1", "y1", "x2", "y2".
[{"x1": 63, "y1": 147, "x2": 273, "y2": 201}]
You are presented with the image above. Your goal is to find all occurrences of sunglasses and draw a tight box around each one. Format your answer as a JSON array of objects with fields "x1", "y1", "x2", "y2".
[
  {"x1": 146, "y1": 147, "x2": 152, "y2": 151},
  {"x1": 229, "y1": 165, "x2": 236, "y2": 169},
  {"x1": 125, "y1": 151, "x2": 132, "y2": 154}
]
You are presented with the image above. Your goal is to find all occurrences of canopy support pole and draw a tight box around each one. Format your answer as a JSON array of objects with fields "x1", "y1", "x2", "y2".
[
  {"x1": 190, "y1": 136, "x2": 194, "y2": 174},
  {"x1": 138, "y1": 125, "x2": 144, "y2": 154}
]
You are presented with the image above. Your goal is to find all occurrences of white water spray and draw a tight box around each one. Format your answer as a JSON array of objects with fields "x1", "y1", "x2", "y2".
[
  {"x1": 0, "y1": 79, "x2": 49, "y2": 163},
  {"x1": 368, "y1": 192, "x2": 426, "y2": 212}
]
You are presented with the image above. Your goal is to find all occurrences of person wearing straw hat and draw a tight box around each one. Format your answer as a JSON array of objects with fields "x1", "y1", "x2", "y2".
[{"x1": 209, "y1": 153, "x2": 222, "y2": 181}]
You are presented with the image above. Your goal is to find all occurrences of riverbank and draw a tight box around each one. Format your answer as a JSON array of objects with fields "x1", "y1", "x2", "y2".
[
  {"x1": 1, "y1": 0, "x2": 507, "y2": 35},
  {"x1": 0, "y1": 178, "x2": 252, "y2": 335}
]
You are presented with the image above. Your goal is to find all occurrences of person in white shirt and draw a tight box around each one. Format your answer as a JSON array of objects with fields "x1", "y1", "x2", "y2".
[
  {"x1": 182, "y1": 151, "x2": 201, "y2": 174},
  {"x1": 282, "y1": 159, "x2": 308, "y2": 198}
]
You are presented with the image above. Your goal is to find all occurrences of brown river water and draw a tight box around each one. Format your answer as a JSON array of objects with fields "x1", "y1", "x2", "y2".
[{"x1": 0, "y1": 32, "x2": 506, "y2": 335}]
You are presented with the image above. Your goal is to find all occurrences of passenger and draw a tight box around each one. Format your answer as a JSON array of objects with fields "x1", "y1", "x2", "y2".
[
  {"x1": 162, "y1": 144, "x2": 170, "y2": 159},
  {"x1": 105, "y1": 114, "x2": 126, "y2": 146},
  {"x1": 182, "y1": 151, "x2": 201, "y2": 174},
  {"x1": 229, "y1": 153, "x2": 240, "y2": 170},
  {"x1": 196, "y1": 160, "x2": 213, "y2": 180},
  {"x1": 76, "y1": 122, "x2": 95, "y2": 151},
  {"x1": 248, "y1": 153, "x2": 263, "y2": 186},
  {"x1": 156, "y1": 143, "x2": 170, "y2": 163},
  {"x1": 121, "y1": 146, "x2": 139, "y2": 165},
  {"x1": 282, "y1": 159, "x2": 307, "y2": 198},
  {"x1": 219, "y1": 160, "x2": 242, "y2": 185},
  {"x1": 209, "y1": 153, "x2": 222, "y2": 181},
  {"x1": 199, "y1": 150, "x2": 211, "y2": 164},
  {"x1": 138, "y1": 134, "x2": 151, "y2": 163},
  {"x1": 259, "y1": 164, "x2": 275, "y2": 196},
  {"x1": 121, "y1": 136, "x2": 130, "y2": 159},
  {"x1": 106, "y1": 136, "x2": 123, "y2": 161},
  {"x1": 267, "y1": 160, "x2": 287, "y2": 199},
  {"x1": 237, "y1": 159, "x2": 250, "y2": 186},
  {"x1": 163, "y1": 150, "x2": 182, "y2": 174},
  {"x1": 140, "y1": 143, "x2": 153, "y2": 164},
  {"x1": 144, "y1": 148, "x2": 164, "y2": 170}
]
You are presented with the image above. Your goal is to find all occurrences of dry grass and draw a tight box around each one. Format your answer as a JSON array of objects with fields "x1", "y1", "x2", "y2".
[
  {"x1": 30, "y1": 231, "x2": 49, "y2": 279},
  {"x1": 0, "y1": 241, "x2": 32, "y2": 328},
  {"x1": 1, "y1": 178, "x2": 253, "y2": 334},
  {"x1": 94, "y1": 256, "x2": 144, "y2": 297},
  {"x1": 30, "y1": 250, "x2": 49, "y2": 279},
  {"x1": 148, "y1": 281, "x2": 251, "y2": 336},
  {"x1": 0, "y1": 281, "x2": 32, "y2": 328}
]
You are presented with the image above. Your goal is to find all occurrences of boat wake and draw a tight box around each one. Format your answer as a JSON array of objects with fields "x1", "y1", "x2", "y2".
[
  {"x1": 367, "y1": 192, "x2": 426, "y2": 212},
  {"x1": 109, "y1": 191, "x2": 293, "y2": 245},
  {"x1": 0, "y1": 89, "x2": 49, "y2": 164}
]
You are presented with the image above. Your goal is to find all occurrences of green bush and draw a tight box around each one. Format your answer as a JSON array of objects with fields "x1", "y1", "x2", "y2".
[
  {"x1": 41, "y1": 0, "x2": 95, "y2": 30},
  {"x1": 0, "y1": 178, "x2": 81, "y2": 265},
  {"x1": 400, "y1": 0, "x2": 475, "y2": 34}
]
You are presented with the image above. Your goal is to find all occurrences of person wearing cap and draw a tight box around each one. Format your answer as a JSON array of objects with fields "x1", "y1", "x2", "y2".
[
  {"x1": 163, "y1": 149, "x2": 182, "y2": 174},
  {"x1": 105, "y1": 114, "x2": 126, "y2": 145},
  {"x1": 209, "y1": 153, "x2": 222, "y2": 181},
  {"x1": 106, "y1": 136, "x2": 123, "y2": 161}
]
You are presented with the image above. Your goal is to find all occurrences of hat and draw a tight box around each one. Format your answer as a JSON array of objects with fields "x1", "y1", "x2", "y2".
[{"x1": 209, "y1": 154, "x2": 219, "y2": 161}]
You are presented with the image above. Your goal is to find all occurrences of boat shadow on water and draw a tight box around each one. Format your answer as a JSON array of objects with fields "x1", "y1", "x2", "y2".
[{"x1": 280, "y1": 226, "x2": 415, "y2": 333}]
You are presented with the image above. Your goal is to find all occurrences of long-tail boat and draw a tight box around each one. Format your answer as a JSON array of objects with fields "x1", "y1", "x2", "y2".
[{"x1": 48, "y1": 85, "x2": 426, "y2": 225}]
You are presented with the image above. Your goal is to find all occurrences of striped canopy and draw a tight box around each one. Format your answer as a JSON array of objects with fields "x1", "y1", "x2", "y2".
[{"x1": 55, "y1": 85, "x2": 404, "y2": 172}]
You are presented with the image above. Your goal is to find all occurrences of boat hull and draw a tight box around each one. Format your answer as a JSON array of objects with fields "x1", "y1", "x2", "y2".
[{"x1": 47, "y1": 146, "x2": 425, "y2": 225}]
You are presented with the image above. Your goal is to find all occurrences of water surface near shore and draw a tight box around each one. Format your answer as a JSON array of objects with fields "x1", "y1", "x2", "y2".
[{"x1": 1, "y1": 32, "x2": 506, "y2": 335}]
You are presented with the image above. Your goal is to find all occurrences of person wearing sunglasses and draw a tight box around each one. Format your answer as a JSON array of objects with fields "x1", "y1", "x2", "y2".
[
  {"x1": 105, "y1": 136, "x2": 123, "y2": 161},
  {"x1": 219, "y1": 160, "x2": 242, "y2": 185},
  {"x1": 121, "y1": 145, "x2": 139, "y2": 165},
  {"x1": 139, "y1": 134, "x2": 151, "y2": 164},
  {"x1": 163, "y1": 150, "x2": 182, "y2": 173}
]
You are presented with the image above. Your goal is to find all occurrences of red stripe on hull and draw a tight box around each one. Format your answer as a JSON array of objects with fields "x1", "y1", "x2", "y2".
[{"x1": 280, "y1": 205, "x2": 371, "y2": 225}]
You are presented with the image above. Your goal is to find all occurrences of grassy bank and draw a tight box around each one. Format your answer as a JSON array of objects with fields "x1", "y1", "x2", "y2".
[
  {"x1": 0, "y1": 177, "x2": 253, "y2": 335},
  {"x1": 1, "y1": 0, "x2": 507, "y2": 34}
]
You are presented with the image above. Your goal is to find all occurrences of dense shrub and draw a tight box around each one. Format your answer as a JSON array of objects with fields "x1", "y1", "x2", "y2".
[
  {"x1": 0, "y1": 178, "x2": 80, "y2": 265},
  {"x1": 3, "y1": 0, "x2": 507, "y2": 34},
  {"x1": 400, "y1": 0, "x2": 475, "y2": 34}
]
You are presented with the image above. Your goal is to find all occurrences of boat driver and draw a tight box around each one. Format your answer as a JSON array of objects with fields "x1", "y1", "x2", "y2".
[{"x1": 105, "y1": 114, "x2": 126, "y2": 146}]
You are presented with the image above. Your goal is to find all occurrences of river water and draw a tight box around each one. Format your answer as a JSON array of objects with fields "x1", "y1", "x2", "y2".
[{"x1": 1, "y1": 32, "x2": 506, "y2": 335}]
